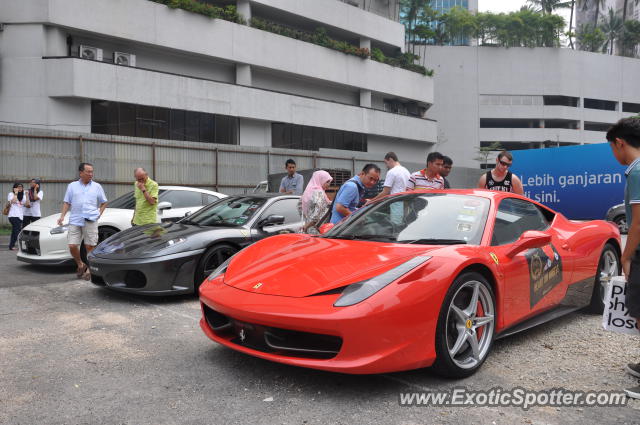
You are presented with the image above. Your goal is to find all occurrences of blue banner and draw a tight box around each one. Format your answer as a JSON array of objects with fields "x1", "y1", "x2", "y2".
[{"x1": 512, "y1": 144, "x2": 626, "y2": 220}]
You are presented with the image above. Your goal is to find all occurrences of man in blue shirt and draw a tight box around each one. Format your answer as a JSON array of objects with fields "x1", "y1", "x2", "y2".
[
  {"x1": 279, "y1": 159, "x2": 304, "y2": 195},
  {"x1": 58, "y1": 163, "x2": 108, "y2": 279},
  {"x1": 607, "y1": 117, "x2": 640, "y2": 399},
  {"x1": 330, "y1": 164, "x2": 381, "y2": 224}
]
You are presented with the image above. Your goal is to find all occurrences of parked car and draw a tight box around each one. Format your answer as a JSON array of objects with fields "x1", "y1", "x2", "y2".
[
  {"x1": 88, "y1": 194, "x2": 302, "y2": 296},
  {"x1": 605, "y1": 203, "x2": 627, "y2": 234},
  {"x1": 17, "y1": 186, "x2": 226, "y2": 266},
  {"x1": 199, "y1": 190, "x2": 620, "y2": 377}
]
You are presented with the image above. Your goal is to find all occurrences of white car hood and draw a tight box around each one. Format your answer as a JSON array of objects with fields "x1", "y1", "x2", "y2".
[{"x1": 23, "y1": 209, "x2": 133, "y2": 230}]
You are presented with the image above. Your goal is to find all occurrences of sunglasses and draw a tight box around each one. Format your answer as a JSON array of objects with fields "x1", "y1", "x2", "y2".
[{"x1": 499, "y1": 160, "x2": 512, "y2": 167}]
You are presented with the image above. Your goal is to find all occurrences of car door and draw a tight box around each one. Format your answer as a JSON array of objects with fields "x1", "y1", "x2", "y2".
[
  {"x1": 158, "y1": 190, "x2": 207, "y2": 222},
  {"x1": 251, "y1": 198, "x2": 302, "y2": 239},
  {"x1": 489, "y1": 198, "x2": 574, "y2": 326}
]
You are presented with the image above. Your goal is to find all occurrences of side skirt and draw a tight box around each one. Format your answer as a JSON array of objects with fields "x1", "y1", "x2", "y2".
[{"x1": 496, "y1": 276, "x2": 595, "y2": 340}]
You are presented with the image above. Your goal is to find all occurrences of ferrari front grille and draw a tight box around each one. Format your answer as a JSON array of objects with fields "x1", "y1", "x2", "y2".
[{"x1": 202, "y1": 304, "x2": 342, "y2": 359}]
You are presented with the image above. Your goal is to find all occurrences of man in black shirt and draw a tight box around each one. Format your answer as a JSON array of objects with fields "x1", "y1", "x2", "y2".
[{"x1": 477, "y1": 150, "x2": 524, "y2": 195}]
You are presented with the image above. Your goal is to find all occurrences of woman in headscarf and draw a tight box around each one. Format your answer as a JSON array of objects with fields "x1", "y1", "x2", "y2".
[
  {"x1": 7, "y1": 183, "x2": 29, "y2": 250},
  {"x1": 300, "y1": 170, "x2": 332, "y2": 234},
  {"x1": 23, "y1": 178, "x2": 43, "y2": 228}
]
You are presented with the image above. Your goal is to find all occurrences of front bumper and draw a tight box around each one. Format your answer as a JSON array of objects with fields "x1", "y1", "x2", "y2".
[
  {"x1": 88, "y1": 249, "x2": 205, "y2": 295},
  {"x1": 199, "y1": 277, "x2": 446, "y2": 374},
  {"x1": 17, "y1": 227, "x2": 73, "y2": 266}
]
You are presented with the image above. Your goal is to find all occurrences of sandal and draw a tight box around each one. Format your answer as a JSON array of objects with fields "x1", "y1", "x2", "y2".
[{"x1": 76, "y1": 264, "x2": 87, "y2": 278}]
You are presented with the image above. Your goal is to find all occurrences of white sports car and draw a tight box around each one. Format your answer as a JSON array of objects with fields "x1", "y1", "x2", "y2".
[{"x1": 17, "y1": 186, "x2": 227, "y2": 266}]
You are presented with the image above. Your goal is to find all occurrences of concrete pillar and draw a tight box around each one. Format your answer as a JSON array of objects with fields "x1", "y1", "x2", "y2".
[
  {"x1": 359, "y1": 89, "x2": 372, "y2": 108},
  {"x1": 237, "y1": 0, "x2": 251, "y2": 22},
  {"x1": 236, "y1": 64, "x2": 252, "y2": 86},
  {"x1": 359, "y1": 37, "x2": 371, "y2": 50}
]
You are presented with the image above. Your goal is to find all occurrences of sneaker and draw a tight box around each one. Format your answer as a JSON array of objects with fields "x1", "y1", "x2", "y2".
[
  {"x1": 625, "y1": 385, "x2": 640, "y2": 399},
  {"x1": 627, "y1": 363, "x2": 640, "y2": 379}
]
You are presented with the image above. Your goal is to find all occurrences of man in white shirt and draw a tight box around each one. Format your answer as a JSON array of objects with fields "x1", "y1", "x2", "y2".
[{"x1": 367, "y1": 152, "x2": 411, "y2": 203}]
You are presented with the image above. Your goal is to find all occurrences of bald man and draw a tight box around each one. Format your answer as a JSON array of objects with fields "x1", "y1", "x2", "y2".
[{"x1": 132, "y1": 167, "x2": 159, "y2": 226}]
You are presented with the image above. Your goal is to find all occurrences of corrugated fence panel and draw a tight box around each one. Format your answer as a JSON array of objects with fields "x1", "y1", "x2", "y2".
[
  {"x1": 0, "y1": 125, "x2": 484, "y2": 227},
  {"x1": 155, "y1": 146, "x2": 216, "y2": 187}
]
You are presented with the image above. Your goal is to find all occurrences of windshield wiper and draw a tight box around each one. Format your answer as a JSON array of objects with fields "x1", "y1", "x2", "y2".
[
  {"x1": 204, "y1": 221, "x2": 239, "y2": 227},
  {"x1": 399, "y1": 238, "x2": 467, "y2": 245},
  {"x1": 331, "y1": 234, "x2": 396, "y2": 242},
  {"x1": 179, "y1": 219, "x2": 201, "y2": 226}
]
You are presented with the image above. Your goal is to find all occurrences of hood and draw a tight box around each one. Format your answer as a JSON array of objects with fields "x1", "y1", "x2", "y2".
[
  {"x1": 92, "y1": 221, "x2": 215, "y2": 259},
  {"x1": 24, "y1": 208, "x2": 133, "y2": 230},
  {"x1": 224, "y1": 235, "x2": 441, "y2": 298}
]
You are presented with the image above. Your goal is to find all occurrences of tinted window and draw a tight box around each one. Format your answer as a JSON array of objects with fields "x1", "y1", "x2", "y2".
[
  {"x1": 161, "y1": 190, "x2": 204, "y2": 208},
  {"x1": 203, "y1": 194, "x2": 220, "y2": 205},
  {"x1": 491, "y1": 198, "x2": 550, "y2": 246},
  {"x1": 259, "y1": 199, "x2": 301, "y2": 225}
]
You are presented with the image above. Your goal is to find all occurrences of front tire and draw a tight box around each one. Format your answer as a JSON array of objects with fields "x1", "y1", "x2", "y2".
[
  {"x1": 613, "y1": 215, "x2": 628, "y2": 234},
  {"x1": 587, "y1": 243, "x2": 620, "y2": 313},
  {"x1": 432, "y1": 272, "x2": 496, "y2": 378},
  {"x1": 194, "y1": 244, "x2": 237, "y2": 296}
]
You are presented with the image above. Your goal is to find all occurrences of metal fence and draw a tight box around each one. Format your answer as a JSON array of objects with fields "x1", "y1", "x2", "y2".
[{"x1": 0, "y1": 125, "x2": 482, "y2": 225}]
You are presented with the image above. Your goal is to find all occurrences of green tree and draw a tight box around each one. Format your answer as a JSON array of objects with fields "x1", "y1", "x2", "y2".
[
  {"x1": 527, "y1": 0, "x2": 572, "y2": 15},
  {"x1": 621, "y1": 19, "x2": 640, "y2": 57},
  {"x1": 592, "y1": 0, "x2": 606, "y2": 27},
  {"x1": 600, "y1": 7, "x2": 623, "y2": 54},
  {"x1": 475, "y1": 142, "x2": 505, "y2": 167},
  {"x1": 576, "y1": 23, "x2": 607, "y2": 52}
]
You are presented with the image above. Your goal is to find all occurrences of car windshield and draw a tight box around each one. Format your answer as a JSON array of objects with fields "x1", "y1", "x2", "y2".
[
  {"x1": 185, "y1": 196, "x2": 267, "y2": 227},
  {"x1": 326, "y1": 193, "x2": 489, "y2": 245}
]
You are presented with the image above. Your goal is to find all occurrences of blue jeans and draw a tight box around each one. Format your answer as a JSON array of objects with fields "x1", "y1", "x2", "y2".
[{"x1": 8, "y1": 217, "x2": 22, "y2": 249}]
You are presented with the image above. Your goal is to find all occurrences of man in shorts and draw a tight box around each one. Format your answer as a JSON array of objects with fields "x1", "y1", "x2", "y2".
[
  {"x1": 606, "y1": 117, "x2": 640, "y2": 399},
  {"x1": 58, "y1": 163, "x2": 108, "y2": 280}
]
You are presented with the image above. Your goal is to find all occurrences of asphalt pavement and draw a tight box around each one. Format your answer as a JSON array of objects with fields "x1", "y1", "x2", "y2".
[{"x1": 1, "y1": 235, "x2": 639, "y2": 425}]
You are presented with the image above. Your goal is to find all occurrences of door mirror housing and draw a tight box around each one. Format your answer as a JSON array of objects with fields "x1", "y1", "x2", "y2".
[
  {"x1": 318, "y1": 223, "x2": 334, "y2": 234},
  {"x1": 505, "y1": 230, "x2": 552, "y2": 258},
  {"x1": 157, "y1": 201, "x2": 172, "y2": 211},
  {"x1": 258, "y1": 214, "x2": 285, "y2": 229}
]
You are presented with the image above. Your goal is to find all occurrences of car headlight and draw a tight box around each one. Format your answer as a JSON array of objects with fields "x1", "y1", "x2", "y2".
[
  {"x1": 50, "y1": 225, "x2": 69, "y2": 235},
  {"x1": 334, "y1": 256, "x2": 432, "y2": 307},
  {"x1": 207, "y1": 254, "x2": 237, "y2": 282}
]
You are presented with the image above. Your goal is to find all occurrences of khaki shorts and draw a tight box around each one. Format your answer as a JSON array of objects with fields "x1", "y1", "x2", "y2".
[{"x1": 68, "y1": 221, "x2": 99, "y2": 246}]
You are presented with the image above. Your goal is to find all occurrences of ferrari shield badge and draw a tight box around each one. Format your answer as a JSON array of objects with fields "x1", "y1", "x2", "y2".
[
  {"x1": 253, "y1": 282, "x2": 263, "y2": 290},
  {"x1": 489, "y1": 252, "x2": 499, "y2": 265},
  {"x1": 526, "y1": 244, "x2": 563, "y2": 308}
]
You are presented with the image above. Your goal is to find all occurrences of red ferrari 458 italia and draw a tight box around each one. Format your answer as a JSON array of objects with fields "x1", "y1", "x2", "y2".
[{"x1": 199, "y1": 190, "x2": 620, "y2": 377}]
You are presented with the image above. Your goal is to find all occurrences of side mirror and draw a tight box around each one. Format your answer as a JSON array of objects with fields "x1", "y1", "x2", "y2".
[
  {"x1": 258, "y1": 214, "x2": 285, "y2": 229},
  {"x1": 157, "y1": 201, "x2": 172, "y2": 211},
  {"x1": 318, "y1": 223, "x2": 334, "y2": 234},
  {"x1": 505, "y1": 230, "x2": 552, "y2": 258}
]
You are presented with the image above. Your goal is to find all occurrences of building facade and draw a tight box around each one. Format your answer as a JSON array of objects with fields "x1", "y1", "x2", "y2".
[
  {"x1": 0, "y1": 0, "x2": 436, "y2": 162},
  {"x1": 423, "y1": 46, "x2": 640, "y2": 168}
]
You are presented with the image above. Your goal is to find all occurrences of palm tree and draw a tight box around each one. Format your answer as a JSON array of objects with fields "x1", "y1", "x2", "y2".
[
  {"x1": 600, "y1": 7, "x2": 623, "y2": 54},
  {"x1": 592, "y1": 0, "x2": 606, "y2": 27},
  {"x1": 527, "y1": 0, "x2": 572, "y2": 15},
  {"x1": 568, "y1": 0, "x2": 589, "y2": 49}
]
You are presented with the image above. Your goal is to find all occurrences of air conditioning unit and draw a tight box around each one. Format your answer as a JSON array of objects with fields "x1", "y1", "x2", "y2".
[
  {"x1": 79, "y1": 45, "x2": 103, "y2": 61},
  {"x1": 113, "y1": 52, "x2": 136, "y2": 67}
]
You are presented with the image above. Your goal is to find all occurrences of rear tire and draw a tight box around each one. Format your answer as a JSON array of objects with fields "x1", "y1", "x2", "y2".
[
  {"x1": 194, "y1": 244, "x2": 237, "y2": 296},
  {"x1": 432, "y1": 272, "x2": 496, "y2": 378},
  {"x1": 587, "y1": 243, "x2": 620, "y2": 314}
]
